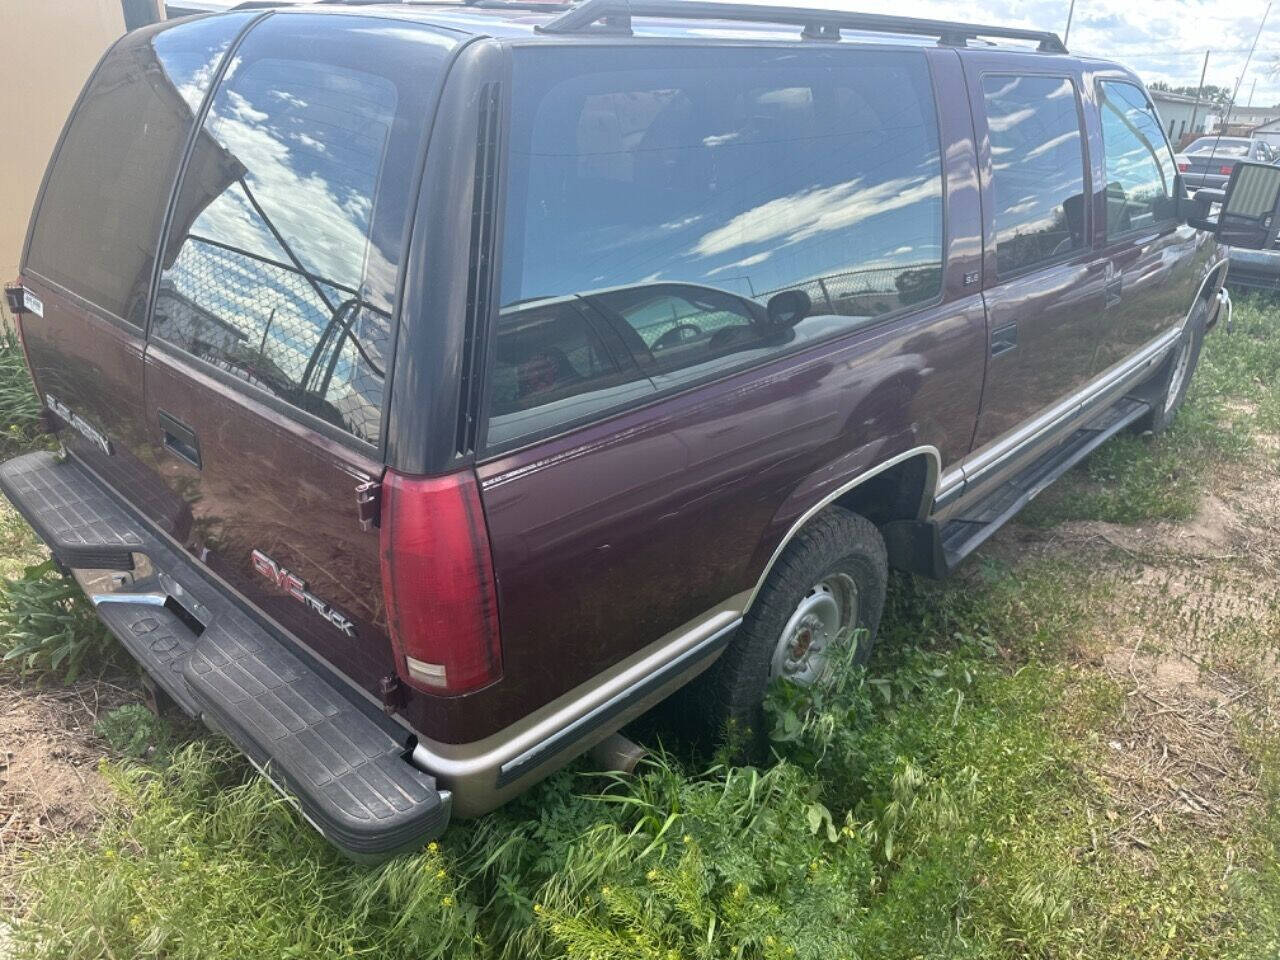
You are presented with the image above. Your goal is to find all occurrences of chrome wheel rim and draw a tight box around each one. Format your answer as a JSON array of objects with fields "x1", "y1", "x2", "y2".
[
  {"x1": 770, "y1": 573, "x2": 858, "y2": 686},
  {"x1": 1165, "y1": 336, "x2": 1193, "y2": 414}
]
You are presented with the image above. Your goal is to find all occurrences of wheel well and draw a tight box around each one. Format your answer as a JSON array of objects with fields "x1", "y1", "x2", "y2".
[
  {"x1": 1200, "y1": 262, "x2": 1227, "y2": 303},
  {"x1": 832, "y1": 453, "x2": 932, "y2": 526}
]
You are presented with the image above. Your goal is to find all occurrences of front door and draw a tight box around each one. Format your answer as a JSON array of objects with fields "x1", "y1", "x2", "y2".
[
  {"x1": 961, "y1": 56, "x2": 1106, "y2": 453},
  {"x1": 1090, "y1": 76, "x2": 1208, "y2": 374}
]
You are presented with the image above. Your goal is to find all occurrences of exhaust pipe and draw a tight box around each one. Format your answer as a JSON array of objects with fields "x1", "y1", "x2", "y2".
[{"x1": 589, "y1": 732, "x2": 647, "y2": 775}]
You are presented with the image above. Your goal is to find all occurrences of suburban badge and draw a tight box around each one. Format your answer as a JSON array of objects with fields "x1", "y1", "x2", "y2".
[{"x1": 45, "y1": 393, "x2": 112, "y2": 456}]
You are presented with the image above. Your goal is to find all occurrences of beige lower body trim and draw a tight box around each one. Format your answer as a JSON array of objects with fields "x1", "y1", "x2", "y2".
[{"x1": 411, "y1": 590, "x2": 750, "y2": 817}]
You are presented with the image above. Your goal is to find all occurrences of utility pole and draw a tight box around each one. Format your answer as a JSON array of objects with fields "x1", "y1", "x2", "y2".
[
  {"x1": 1189, "y1": 50, "x2": 1210, "y2": 136},
  {"x1": 1248, "y1": 77, "x2": 1257, "y2": 106},
  {"x1": 1063, "y1": 0, "x2": 1076, "y2": 46}
]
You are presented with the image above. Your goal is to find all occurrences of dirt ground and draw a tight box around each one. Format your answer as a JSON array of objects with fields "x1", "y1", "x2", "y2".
[
  {"x1": 0, "y1": 671, "x2": 132, "y2": 865},
  {"x1": 987, "y1": 449, "x2": 1280, "y2": 866}
]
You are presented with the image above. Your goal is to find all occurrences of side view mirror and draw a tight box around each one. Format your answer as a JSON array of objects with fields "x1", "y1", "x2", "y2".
[
  {"x1": 765, "y1": 289, "x2": 811, "y2": 327},
  {"x1": 1179, "y1": 186, "x2": 1223, "y2": 232},
  {"x1": 1219, "y1": 161, "x2": 1280, "y2": 248},
  {"x1": 1200, "y1": 161, "x2": 1280, "y2": 249}
]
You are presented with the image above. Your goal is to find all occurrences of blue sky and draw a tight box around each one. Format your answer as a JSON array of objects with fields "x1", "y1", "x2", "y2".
[{"x1": 762, "y1": 0, "x2": 1280, "y2": 106}]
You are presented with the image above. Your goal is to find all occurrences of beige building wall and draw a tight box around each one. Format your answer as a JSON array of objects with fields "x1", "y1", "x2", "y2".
[{"x1": 0, "y1": 0, "x2": 135, "y2": 331}]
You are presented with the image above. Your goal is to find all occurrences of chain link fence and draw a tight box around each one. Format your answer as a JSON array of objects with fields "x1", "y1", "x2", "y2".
[{"x1": 153, "y1": 236, "x2": 388, "y2": 443}]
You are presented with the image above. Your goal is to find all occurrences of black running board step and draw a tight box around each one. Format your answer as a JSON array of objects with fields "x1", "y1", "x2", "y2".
[
  {"x1": 0, "y1": 450, "x2": 451, "y2": 860},
  {"x1": 0, "y1": 451, "x2": 140, "y2": 568},
  {"x1": 941, "y1": 396, "x2": 1149, "y2": 569},
  {"x1": 185, "y1": 613, "x2": 450, "y2": 860},
  {"x1": 93, "y1": 590, "x2": 203, "y2": 717}
]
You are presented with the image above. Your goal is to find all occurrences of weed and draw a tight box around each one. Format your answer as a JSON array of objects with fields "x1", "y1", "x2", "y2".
[
  {"x1": 0, "y1": 557, "x2": 117, "y2": 682},
  {"x1": 0, "y1": 330, "x2": 43, "y2": 458},
  {"x1": 95, "y1": 703, "x2": 173, "y2": 760}
]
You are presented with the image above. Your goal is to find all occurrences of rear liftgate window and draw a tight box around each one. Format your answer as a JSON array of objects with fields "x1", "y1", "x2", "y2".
[
  {"x1": 487, "y1": 46, "x2": 945, "y2": 448},
  {"x1": 151, "y1": 15, "x2": 451, "y2": 445},
  {"x1": 25, "y1": 14, "x2": 253, "y2": 324}
]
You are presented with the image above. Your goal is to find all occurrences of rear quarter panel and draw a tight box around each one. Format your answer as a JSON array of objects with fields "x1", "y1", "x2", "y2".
[
  {"x1": 471, "y1": 296, "x2": 985, "y2": 737},
  {"x1": 444, "y1": 48, "x2": 986, "y2": 742}
]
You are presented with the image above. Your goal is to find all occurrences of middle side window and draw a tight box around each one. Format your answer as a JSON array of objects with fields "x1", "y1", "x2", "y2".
[{"x1": 982, "y1": 74, "x2": 1088, "y2": 277}]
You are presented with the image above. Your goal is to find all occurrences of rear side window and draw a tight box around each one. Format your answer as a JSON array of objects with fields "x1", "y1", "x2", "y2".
[
  {"x1": 981, "y1": 74, "x2": 1087, "y2": 277},
  {"x1": 24, "y1": 14, "x2": 251, "y2": 324},
  {"x1": 489, "y1": 46, "x2": 944, "y2": 448},
  {"x1": 151, "y1": 15, "x2": 452, "y2": 446},
  {"x1": 1098, "y1": 81, "x2": 1178, "y2": 237}
]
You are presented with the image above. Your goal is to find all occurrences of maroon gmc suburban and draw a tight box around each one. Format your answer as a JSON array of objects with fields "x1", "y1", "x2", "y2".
[{"x1": 0, "y1": 0, "x2": 1236, "y2": 858}]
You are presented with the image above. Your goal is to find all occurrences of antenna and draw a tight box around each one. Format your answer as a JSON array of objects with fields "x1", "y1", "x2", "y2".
[{"x1": 1204, "y1": 0, "x2": 1273, "y2": 178}]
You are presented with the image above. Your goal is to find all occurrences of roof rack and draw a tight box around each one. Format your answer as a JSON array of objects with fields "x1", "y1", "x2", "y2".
[{"x1": 535, "y1": 0, "x2": 1068, "y2": 52}]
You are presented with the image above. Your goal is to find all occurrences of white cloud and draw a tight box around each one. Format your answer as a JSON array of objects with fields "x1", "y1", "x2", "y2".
[
  {"x1": 700, "y1": 0, "x2": 1280, "y2": 106},
  {"x1": 707, "y1": 251, "x2": 773, "y2": 275},
  {"x1": 689, "y1": 174, "x2": 941, "y2": 259}
]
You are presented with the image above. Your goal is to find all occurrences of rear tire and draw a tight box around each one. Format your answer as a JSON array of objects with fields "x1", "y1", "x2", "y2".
[
  {"x1": 699, "y1": 506, "x2": 887, "y2": 759},
  {"x1": 1136, "y1": 303, "x2": 1207, "y2": 435}
]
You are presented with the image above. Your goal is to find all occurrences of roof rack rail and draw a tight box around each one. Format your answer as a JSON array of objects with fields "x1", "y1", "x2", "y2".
[{"x1": 535, "y1": 0, "x2": 1068, "y2": 52}]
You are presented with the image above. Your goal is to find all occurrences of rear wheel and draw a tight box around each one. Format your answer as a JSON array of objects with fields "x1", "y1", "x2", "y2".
[{"x1": 699, "y1": 506, "x2": 887, "y2": 758}]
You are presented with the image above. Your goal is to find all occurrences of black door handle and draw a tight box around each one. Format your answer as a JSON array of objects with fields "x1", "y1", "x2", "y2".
[
  {"x1": 991, "y1": 321, "x2": 1018, "y2": 357},
  {"x1": 158, "y1": 410, "x2": 201, "y2": 469}
]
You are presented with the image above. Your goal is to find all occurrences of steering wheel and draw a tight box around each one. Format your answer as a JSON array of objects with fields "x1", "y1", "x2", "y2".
[{"x1": 653, "y1": 322, "x2": 703, "y2": 350}]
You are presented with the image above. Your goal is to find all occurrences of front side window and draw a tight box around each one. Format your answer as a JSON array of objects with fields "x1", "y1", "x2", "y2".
[
  {"x1": 1099, "y1": 81, "x2": 1178, "y2": 236},
  {"x1": 151, "y1": 16, "x2": 451, "y2": 445},
  {"x1": 981, "y1": 74, "x2": 1088, "y2": 276},
  {"x1": 487, "y1": 46, "x2": 944, "y2": 448},
  {"x1": 25, "y1": 14, "x2": 251, "y2": 323}
]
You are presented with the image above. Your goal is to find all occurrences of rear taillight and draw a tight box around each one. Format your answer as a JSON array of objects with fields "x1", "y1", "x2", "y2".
[
  {"x1": 379, "y1": 468, "x2": 502, "y2": 696},
  {"x1": 1177, "y1": 161, "x2": 1189, "y2": 172},
  {"x1": 1220, "y1": 165, "x2": 1233, "y2": 176}
]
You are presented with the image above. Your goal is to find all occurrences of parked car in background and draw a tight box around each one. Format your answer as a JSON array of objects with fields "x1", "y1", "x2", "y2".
[
  {"x1": 1176, "y1": 136, "x2": 1276, "y2": 189},
  {"x1": 1, "y1": 0, "x2": 1231, "y2": 859}
]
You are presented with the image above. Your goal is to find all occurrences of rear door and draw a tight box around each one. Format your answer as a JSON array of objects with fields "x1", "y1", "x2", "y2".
[
  {"x1": 141, "y1": 14, "x2": 455, "y2": 697},
  {"x1": 17, "y1": 15, "x2": 250, "y2": 514},
  {"x1": 1089, "y1": 77, "x2": 1203, "y2": 372},
  {"x1": 960, "y1": 55, "x2": 1106, "y2": 452}
]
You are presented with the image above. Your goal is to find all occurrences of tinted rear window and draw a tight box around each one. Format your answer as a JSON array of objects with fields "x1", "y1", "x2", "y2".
[
  {"x1": 489, "y1": 46, "x2": 944, "y2": 448},
  {"x1": 25, "y1": 14, "x2": 251, "y2": 324},
  {"x1": 1186, "y1": 139, "x2": 1250, "y2": 157},
  {"x1": 150, "y1": 15, "x2": 453, "y2": 446}
]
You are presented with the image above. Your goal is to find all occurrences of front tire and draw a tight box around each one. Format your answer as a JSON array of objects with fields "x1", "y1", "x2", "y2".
[
  {"x1": 700, "y1": 506, "x2": 887, "y2": 757},
  {"x1": 1137, "y1": 303, "x2": 1207, "y2": 435}
]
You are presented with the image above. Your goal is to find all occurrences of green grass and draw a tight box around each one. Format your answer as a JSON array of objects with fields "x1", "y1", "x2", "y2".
[
  {"x1": 0, "y1": 557, "x2": 117, "y2": 682},
  {"x1": 5, "y1": 299, "x2": 1280, "y2": 958},
  {"x1": 9, "y1": 559, "x2": 1280, "y2": 959}
]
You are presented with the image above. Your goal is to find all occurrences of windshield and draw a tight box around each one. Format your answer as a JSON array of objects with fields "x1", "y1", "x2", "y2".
[{"x1": 1185, "y1": 139, "x2": 1250, "y2": 157}]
